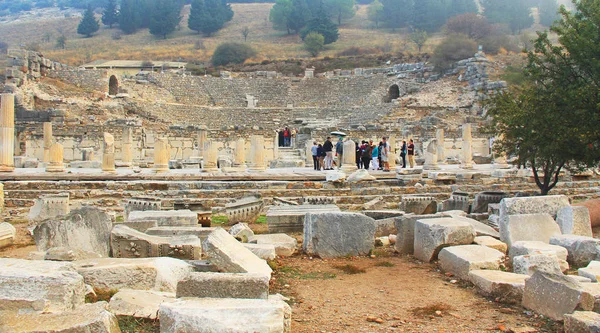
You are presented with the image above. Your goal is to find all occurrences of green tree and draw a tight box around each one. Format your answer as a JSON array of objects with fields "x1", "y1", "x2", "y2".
[
  {"x1": 77, "y1": 6, "x2": 100, "y2": 37},
  {"x1": 409, "y1": 29, "x2": 428, "y2": 52},
  {"x1": 241, "y1": 26, "x2": 250, "y2": 41},
  {"x1": 485, "y1": 0, "x2": 600, "y2": 194},
  {"x1": 149, "y1": 0, "x2": 182, "y2": 39},
  {"x1": 367, "y1": 0, "x2": 384, "y2": 28},
  {"x1": 118, "y1": 0, "x2": 140, "y2": 34},
  {"x1": 269, "y1": 0, "x2": 308, "y2": 34},
  {"x1": 482, "y1": 0, "x2": 533, "y2": 34},
  {"x1": 304, "y1": 31, "x2": 324, "y2": 56},
  {"x1": 189, "y1": 0, "x2": 234, "y2": 36},
  {"x1": 101, "y1": 0, "x2": 118, "y2": 28},
  {"x1": 538, "y1": 0, "x2": 559, "y2": 27},
  {"x1": 56, "y1": 34, "x2": 67, "y2": 49},
  {"x1": 380, "y1": 0, "x2": 413, "y2": 29},
  {"x1": 448, "y1": 0, "x2": 478, "y2": 17},
  {"x1": 412, "y1": 0, "x2": 446, "y2": 32},
  {"x1": 211, "y1": 42, "x2": 257, "y2": 66},
  {"x1": 323, "y1": 0, "x2": 355, "y2": 25},
  {"x1": 445, "y1": 13, "x2": 492, "y2": 40},
  {"x1": 300, "y1": 9, "x2": 339, "y2": 44}
]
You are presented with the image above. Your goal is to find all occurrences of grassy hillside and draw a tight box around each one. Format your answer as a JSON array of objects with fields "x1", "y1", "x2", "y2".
[{"x1": 0, "y1": 4, "x2": 442, "y2": 66}]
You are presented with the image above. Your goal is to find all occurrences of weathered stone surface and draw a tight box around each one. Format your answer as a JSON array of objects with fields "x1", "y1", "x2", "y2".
[
  {"x1": 176, "y1": 272, "x2": 269, "y2": 299},
  {"x1": 512, "y1": 253, "x2": 567, "y2": 275},
  {"x1": 113, "y1": 220, "x2": 158, "y2": 233},
  {"x1": 111, "y1": 225, "x2": 201, "y2": 260},
  {"x1": 303, "y1": 212, "x2": 375, "y2": 258},
  {"x1": 108, "y1": 289, "x2": 176, "y2": 320},
  {"x1": 0, "y1": 222, "x2": 16, "y2": 249},
  {"x1": 266, "y1": 204, "x2": 340, "y2": 233},
  {"x1": 159, "y1": 296, "x2": 291, "y2": 333},
  {"x1": 225, "y1": 196, "x2": 264, "y2": 224},
  {"x1": 564, "y1": 311, "x2": 600, "y2": 333},
  {"x1": 581, "y1": 282, "x2": 600, "y2": 313},
  {"x1": 522, "y1": 271, "x2": 595, "y2": 320},
  {"x1": 499, "y1": 213, "x2": 561, "y2": 247},
  {"x1": 468, "y1": 270, "x2": 529, "y2": 304},
  {"x1": 509, "y1": 241, "x2": 568, "y2": 261},
  {"x1": 249, "y1": 233, "x2": 297, "y2": 257},
  {"x1": 399, "y1": 196, "x2": 437, "y2": 215},
  {"x1": 44, "y1": 247, "x2": 102, "y2": 261},
  {"x1": 439, "y1": 245, "x2": 505, "y2": 280},
  {"x1": 347, "y1": 169, "x2": 376, "y2": 182},
  {"x1": 472, "y1": 191, "x2": 508, "y2": 214},
  {"x1": 127, "y1": 210, "x2": 197, "y2": 226},
  {"x1": 441, "y1": 192, "x2": 470, "y2": 213},
  {"x1": 0, "y1": 302, "x2": 120, "y2": 333},
  {"x1": 394, "y1": 213, "x2": 448, "y2": 255},
  {"x1": 0, "y1": 258, "x2": 86, "y2": 313},
  {"x1": 229, "y1": 222, "x2": 255, "y2": 243},
  {"x1": 556, "y1": 206, "x2": 593, "y2": 237},
  {"x1": 74, "y1": 257, "x2": 193, "y2": 293},
  {"x1": 371, "y1": 217, "x2": 398, "y2": 237},
  {"x1": 326, "y1": 171, "x2": 346, "y2": 183},
  {"x1": 413, "y1": 218, "x2": 476, "y2": 262},
  {"x1": 579, "y1": 261, "x2": 600, "y2": 282},
  {"x1": 499, "y1": 195, "x2": 570, "y2": 221},
  {"x1": 474, "y1": 236, "x2": 508, "y2": 253},
  {"x1": 146, "y1": 226, "x2": 217, "y2": 242},
  {"x1": 33, "y1": 206, "x2": 112, "y2": 257},
  {"x1": 203, "y1": 228, "x2": 272, "y2": 276},
  {"x1": 575, "y1": 199, "x2": 600, "y2": 227},
  {"x1": 550, "y1": 235, "x2": 600, "y2": 267},
  {"x1": 28, "y1": 193, "x2": 70, "y2": 222},
  {"x1": 453, "y1": 216, "x2": 500, "y2": 238},
  {"x1": 362, "y1": 197, "x2": 384, "y2": 211},
  {"x1": 362, "y1": 210, "x2": 404, "y2": 220},
  {"x1": 243, "y1": 243, "x2": 277, "y2": 260}
]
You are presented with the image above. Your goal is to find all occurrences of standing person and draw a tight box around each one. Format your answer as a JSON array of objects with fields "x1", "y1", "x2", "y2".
[
  {"x1": 278, "y1": 129, "x2": 284, "y2": 148},
  {"x1": 335, "y1": 137, "x2": 344, "y2": 169},
  {"x1": 283, "y1": 127, "x2": 290, "y2": 147},
  {"x1": 291, "y1": 128, "x2": 297, "y2": 148},
  {"x1": 400, "y1": 140, "x2": 407, "y2": 168},
  {"x1": 355, "y1": 141, "x2": 361, "y2": 169},
  {"x1": 361, "y1": 140, "x2": 372, "y2": 169},
  {"x1": 371, "y1": 141, "x2": 379, "y2": 170},
  {"x1": 317, "y1": 143, "x2": 325, "y2": 170},
  {"x1": 407, "y1": 139, "x2": 415, "y2": 168},
  {"x1": 311, "y1": 141, "x2": 319, "y2": 170},
  {"x1": 378, "y1": 141, "x2": 384, "y2": 170},
  {"x1": 323, "y1": 137, "x2": 334, "y2": 170},
  {"x1": 381, "y1": 136, "x2": 391, "y2": 172}
]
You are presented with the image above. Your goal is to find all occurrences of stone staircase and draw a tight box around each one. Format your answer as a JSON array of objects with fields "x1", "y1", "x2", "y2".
[{"x1": 270, "y1": 147, "x2": 305, "y2": 168}]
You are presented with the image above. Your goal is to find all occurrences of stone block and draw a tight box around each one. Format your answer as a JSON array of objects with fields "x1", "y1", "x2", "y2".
[
  {"x1": 564, "y1": 311, "x2": 600, "y2": 333},
  {"x1": 266, "y1": 204, "x2": 340, "y2": 233},
  {"x1": 127, "y1": 209, "x2": 197, "y2": 226},
  {"x1": 472, "y1": 191, "x2": 508, "y2": 214},
  {"x1": 499, "y1": 195, "x2": 570, "y2": 223},
  {"x1": 146, "y1": 226, "x2": 217, "y2": 242},
  {"x1": 45, "y1": 247, "x2": 102, "y2": 261},
  {"x1": 362, "y1": 210, "x2": 404, "y2": 220},
  {"x1": 509, "y1": 241, "x2": 568, "y2": 261},
  {"x1": 399, "y1": 196, "x2": 437, "y2": 215},
  {"x1": 550, "y1": 235, "x2": 600, "y2": 267},
  {"x1": 394, "y1": 213, "x2": 448, "y2": 255},
  {"x1": 439, "y1": 245, "x2": 505, "y2": 280},
  {"x1": 468, "y1": 270, "x2": 529, "y2": 304},
  {"x1": 575, "y1": 199, "x2": 600, "y2": 227},
  {"x1": 0, "y1": 258, "x2": 86, "y2": 313},
  {"x1": 124, "y1": 197, "x2": 162, "y2": 219},
  {"x1": 114, "y1": 219, "x2": 158, "y2": 232},
  {"x1": 513, "y1": 254, "x2": 567, "y2": 275},
  {"x1": 33, "y1": 206, "x2": 112, "y2": 257},
  {"x1": 0, "y1": 222, "x2": 16, "y2": 249},
  {"x1": 111, "y1": 225, "x2": 201, "y2": 260},
  {"x1": 413, "y1": 218, "x2": 476, "y2": 262},
  {"x1": 108, "y1": 289, "x2": 176, "y2": 320},
  {"x1": 372, "y1": 217, "x2": 398, "y2": 237},
  {"x1": 225, "y1": 196, "x2": 264, "y2": 224},
  {"x1": 499, "y1": 213, "x2": 561, "y2": 247},
  {"x1": 229, "y1": 222, "x2": 254, "y2": 243},
  {"x1": 579, "y1": 261, "x2": 600, "y2": 282},
  {"x1": 176, "y1": 272, "x2": 269, "y2": 299},
  {"x1": 303, "y1": 212, "x2": 375, "y2": 258},
  {"x1": 441, "y1": 192, "x2": 470, "y2": 212},
  {"x1": 28, "y1": 193, "x2": 70, "y2": 222},
  {"x1": 74, "y1": 257, "x2": 193, "y2": 293},
  {"x1": 203, "y1": 228, "x2": 272, "y2": 276},
  {"x1": 581, "y1": 282, "x2": 600, "y2": 313},
  {"x1": 0, "y1": 302, "x2": 120, "y2": 333},
  {"x1": 522, "y1": 271, "x2": 595, "y2": 320},
  {"x1": 249, "y1": 233, "x2": 297, "y2": 257},
  {"x1": 347, "y1": 169, "x2": 376, "y2": 182},
  {"x1": 453, "y1": 216, "x2": 500, "y2": 238},
  {"x1": 474, "y1": 236, "x2": 507, "y2": 253},
  {"x1": 556, "y1": 206, "x2": 593, "y2": 237},
  {"x1": 159, "y1": 296, "x2": 291, "y2": 333},
  {"x1": 244, "y1": 243, "x2": 277, "y2": 260}
]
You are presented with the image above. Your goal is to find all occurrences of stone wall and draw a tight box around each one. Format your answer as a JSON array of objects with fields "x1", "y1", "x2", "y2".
[{"x1": 46, "y1": 69, "x2": 110, "y2": 94}]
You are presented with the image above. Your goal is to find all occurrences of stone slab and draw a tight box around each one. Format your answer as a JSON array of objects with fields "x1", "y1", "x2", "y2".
[
  {"x1": 44, "y1": 247, "x2": 102, "y2": 261},
  {"x1": 394, "y1": 213, "x2": 449, "y2": 255},
  {"x1": 513, "y1": 253, "x2": 567, "y2": 275},
  {"x1": 499, "y1": 195, "x2": 570, "y2": 220},
  {"x1": 439, "y1": 245, "x2": 505, "y2": 280},
  {"x1": 303, "y1": 212, "x2": 375, "y2": 258},
  {"x1": 108, "y1": 289, "x2": 176, "y2": 320},
  {"x1": 509, "y1": 241, "x2": 569, "y2": 261},
  {"x1": 474, "y1": 236, "x2": 508, "y2": 253},
  {"x1": 229, "y1": 223, "x2": 254, "y2": 243},
  {"x1": 413, "y1": 218, "x2": 476, "y2": 262},
  {"x1": 362, "y1": 210, "x2": 405, "y2": 220},
  {"x1": 176, "y1": 272, "x2": 270, "y2": 299},
  {"x1": 564, "y1": 311, "x2": 600, "y2": 333},
  {"x1": 243, "y1": 243, "x2": 277, "y2": 260},
  {"x1": 499, "y1": 213, "x2": 561, "y2": 247},
  {"x1": 550, "y1": 235, "x2": 600, "y2": 268},
  {"x1": 249, "y1": 233, "x2": 297, "y2": 257},
  {"x1": 113, "y1": 220, "x2": 158, "y2": 233},
  {"x1": 111, "y1": 225, "x2": 201, "y2": 260},
  {"x1": 203, "y1": 228, "x2": 272, "y2": 276},
  {"x1": 372, "y1": 217, "x2": 398, "y2": 237},
  {"x1": 579, "y1": 261, "x2": 600, "y2": 282},
  {"x1": 453, "y1": 216, "x2": 500, "y2": 238},
  {"x1": 399, "y1": 196, "x2": 437, "y2": 215},
  {"x1": 146, "y1": 226, "x2": 217, "y2": 242},
  {"x1": 557, "y1": 206, "x2": 593, "y2": 237},
  {"x1": 128, "y1": 209, "x2": 197, "y2": 226},
  {"x1": 468, "y1": 270, "x2": 529, "y2": 304},
  {"x1": 266, "y1": 204, "x2": 340, "y2": 233}
]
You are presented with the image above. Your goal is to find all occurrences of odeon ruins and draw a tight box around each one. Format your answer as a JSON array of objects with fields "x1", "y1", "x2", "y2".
[{"x1": 1, "y1": 48, "x2": 600, "y2": 332}]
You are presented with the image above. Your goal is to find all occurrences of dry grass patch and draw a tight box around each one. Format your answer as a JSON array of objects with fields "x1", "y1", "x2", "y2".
[
  {"x1": 410, "y1": 302, "x2": 453, "y2": 317},
  {"x1": 333, "y1": 264, "x2": 366, "y2": 274}
]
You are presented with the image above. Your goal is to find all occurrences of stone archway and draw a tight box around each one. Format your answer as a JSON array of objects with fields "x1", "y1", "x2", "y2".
[
  {"x1": 108, "y1": 75, "x2": 119, "y2": 96},
  {"x1": 385, "y1": 84, "x2": 400, "y2": 103}
]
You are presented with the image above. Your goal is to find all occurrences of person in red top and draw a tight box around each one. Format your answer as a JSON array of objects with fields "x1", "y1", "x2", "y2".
[{"x1": 283, "y1": 127, "x2": 290, "y2": 147}]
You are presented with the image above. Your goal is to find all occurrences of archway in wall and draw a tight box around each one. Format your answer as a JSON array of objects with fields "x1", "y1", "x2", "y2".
[
  {"x1": 385, "y1": 84, "x2": 400, "y2": 103},
  {"x1": 109, "y1": 75, "x2": 119, "y2": 96}
]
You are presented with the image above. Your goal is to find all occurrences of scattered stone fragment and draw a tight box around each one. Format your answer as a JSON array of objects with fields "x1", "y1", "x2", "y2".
[
  {"x1": 204, "y1": 228, "x2": 272, "y2": 275},
  {"x1": 499, "y1": 213, "x2": 562, "y2": 247},
  {"x1": 229, "y1": 222, "x2": 255, "y2": 243},
  {"x1": 28, "y1": 193, "x2": 70, "y2": 222},
  {"x1": 243, "y1": 243, "x2": 277, "y2": 260},
  {"x1": 556, "y1": 206, "x2": 593, "y2": 237},
  {"x1": 513, "y1": 253, "x2": 568, "y2": 275},
  {"x1": 45, "y1": 247, "x2": 102, "y2": 261},
  {"x1": 266, "y1": 204, "x2": 341, "y2": 233},
  {"x1": 375, "y1": 236, "x2": 391, "y2": 247},
  {"x1": 372, "y1": 217, "x2": 398, "y2": 237},
  {"x1": 146, "y1": 226, "x2": 217, "y2": 242},
  {"x1": 128, "y1": 209, "x2": 198, "y2": 226},
  {"x1": 575, "y1": 199, "x2": 600, "y2": 227},
  {"x1": 111, "y1": 225, "x2": 201, "y2": 260},
  {"x1": 108, "y1": 289, "x2": 176, "y2": 320},
  {"x1": 399, "y1": 196, "x2": 437, "y2": 215},
  {"x1": 413, "y1": 218, "x2": 476, "y2": 262},
  {"x1": 176, "y1": 272, "x2": 269, "y2": 299},
  {"x1": 579, "y1": 261, "x2": 600, "y2": 282},
  {"x1": 453, "y1": 216, "x2": 500, "y2": 238},
  {"x1": 439, "y1": 245, "x2": 505, "y2": 280},
  {"x1": 394, "y1": 213, "x2": 448, "y2": 255},
  {"x1": 468, "y1": 270, "x2": 529, "y2": 304},
  {"x1": 347, "y1": 169, "x2": 376, "y2": 182},
  {"x1": 0, "y1": 222, "x2": 16, "y2": 249},
  {"x1": 564, "y1": 311, "x2": 600, "y2": 333},
  {"x1": 550, "y1": 235, "x2": 600, "y2": 267},
  {"x1": 509, "y1": 241, "x2": 568, "y2": 261},
  {"x1": 226, "y1": 196, "x2": 264, "y2": 224},
  {"x1": 249, "y1": 233, "x2": 297, "y2": 257},
  {"x1": 303, "y1": 212, "x2": 375, "y2": 258},
  {"x1": 474, "y1": 236, "x2": 508, "y2": 253}
]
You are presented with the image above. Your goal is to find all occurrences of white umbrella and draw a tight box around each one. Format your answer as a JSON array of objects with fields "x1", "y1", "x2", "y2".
[{"x1": 330, "y1": 131, "x2": 347, "y2": 137}]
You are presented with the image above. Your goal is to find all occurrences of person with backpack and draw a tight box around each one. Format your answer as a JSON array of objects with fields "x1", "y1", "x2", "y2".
[
  {"x1": 316, "y1": 143, "x2": 325, "y2": 170},
  {"x1": 371, "y1": 141, "x2": 379, "y2": 170},
  {"x1": 335, "y1": 137, "x2": 344, "y2": 169},
  {"x1": 323, "y1": 137, "x2": 334, "y2": 170}
]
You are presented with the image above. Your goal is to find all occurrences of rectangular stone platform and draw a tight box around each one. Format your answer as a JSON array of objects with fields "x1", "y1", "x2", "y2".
[{"x1": 266, "y1": 204, "x2": 341, "y2": 233}]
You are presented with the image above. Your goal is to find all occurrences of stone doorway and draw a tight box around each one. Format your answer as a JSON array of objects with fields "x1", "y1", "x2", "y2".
[
  {"x1": 109, "y1": 75, "x2": 118, "y2": 96},
  {"x1": 385, "y1": 84, "x2": 400, "y2": 102}
]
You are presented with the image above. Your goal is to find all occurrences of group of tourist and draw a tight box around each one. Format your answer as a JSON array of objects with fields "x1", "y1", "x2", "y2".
[
  {"x1": 311, "y1": 137, "x2": 416, "y2": 171},
  {"x1": 277, "y1": 127, "x2": 297, "y2": 147}
]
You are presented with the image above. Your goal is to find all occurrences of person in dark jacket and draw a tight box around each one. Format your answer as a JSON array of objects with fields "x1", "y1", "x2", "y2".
[
  {"x1": 316, "y1": 144, "x2": 325, "y2": 170},
  {"x1": 361, "y1": 140, "x2": 372, "y2": 169},
  {"x1": 400, "y1": 140, "x2": 407, "y2": 168},
  {"x1": 323, "y1": 137, "x2": 334, "y2": 170}
]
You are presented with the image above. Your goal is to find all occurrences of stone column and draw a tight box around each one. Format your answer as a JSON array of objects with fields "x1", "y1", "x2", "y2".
[
  {"x1": 436, "y1": 129, "x2": 446, "y2": 164},
  {"x1": 234, "y1": 138, "x2": 246, "y2": 168},
  {"x1": 102, "y1": 132, "x2": 116, "y2": 172},
  {"x1": 154, "y1": 137, "x2": 170, "y2": 172},
  {"x1": 461, "y1": 123, "x2": 474, "y2": 169},
  {"x1": 273, "y1": 135, "x2": 279, "y2": 160},
  {"x1": 46, "y1": 143, "x2": 65, "y2": 172},
  {"x1": 493, "y1": 134, "x2": 510, "y2": 169},
  {"x1": 0, "y1": 183, "x2": 3, "y2": 214},
  {"x1": 43, "y1": 122, "x2": 53, "y2": 163},
  {"x1": 341, "y1": 139, "x2": 358, "y2": 173},
  {"x1": 249, "y1": 135, "x2": 266, "y2": 172},
  {"x1": 388, "y1": 136, "x2": 397, "y2": 168},
  {"x1": 197, "y1": 128, "x2": 207, "y2": 157},
  {"x1": 121, "y1": 127, "x2": 133, "y2": 167},
  {"x1": 202, "y1": 140, "x2": 219, "y2": 172},
  {"x1": 0, "y1": 94, "x2": 15, "y2": 172},
  {"x1": 423, "y1": 140, "x2": 440, "y2": 170}
]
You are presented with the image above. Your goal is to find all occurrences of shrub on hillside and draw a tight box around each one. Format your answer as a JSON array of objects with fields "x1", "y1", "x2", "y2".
[
  {"x1": 444, "y1": 13, "x2": 492, "y2": 40},
  {"x1": 431, "y1": 34, "x2": 477, "y2": 72},
  {"x1": 211, "y1": 42, "x2": 257, "y2": 66},
  {"x1": 480, "y1": 34, "x2": 519, "y2": 54}
]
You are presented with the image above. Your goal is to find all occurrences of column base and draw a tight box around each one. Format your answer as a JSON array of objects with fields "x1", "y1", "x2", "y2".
[
  {"x1": 46, "y1": 164, "x2": 65, "y2": 172},
  {"x1": 423, "y1": 164, "x2": 441, "y2": 170},
  {"x1": 201, "y1": 168, "x2": 220, "y2": 173},
  {"x1": 102, "y1": 167, "x2": 117, "y2": 173},
  {"x1": 0, "y1": 166, "x2": 14, "y2": 172}
]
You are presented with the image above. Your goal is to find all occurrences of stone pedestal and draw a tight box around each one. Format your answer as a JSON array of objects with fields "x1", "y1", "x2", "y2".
[
  {"x1": 102, "y1": 132, "x2": 116, "y2": 172},
  {"x1": 423, "y1": 139, "x2": 440, "y2": 170},
  {"x1": 0, "y1": 94, "x2": 14, "y2": 172},
  {"x1": 202, "y1": 140, "x2": 219, "y2": 172},
  {"x1": 122, "y1": 127, "x2": 133, "y2": 167},
  {"x1": 388, "y1": 136, "x2": 397, "y2": 168},
  {"x1": 436, "y1": 129, "x2": 446, "y2": 164},
  {"x1": 249, "y1": 135, "x2": 266, "y2": 172},
  {"x1": 154, "y1": 137, "x2": 170, "y2": 172},
  {"x1": 234, "y1": 138, "x2": 246, "y2": 168},
  {"x1": 461, "y1": 123, "x2": 474, "y2": 169},
  {"x1": 493, "y1": 134, "x2": 510, "y2": 169},
  {"x1": 341, "y1": 139, "x2": 358, "y2": 173},
  {"x1": 46, "y1": 143, "x2": 65, "y2": 172},
  {"x1": 43, "y1": 122, "x2": 53, "y2": 163}
]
